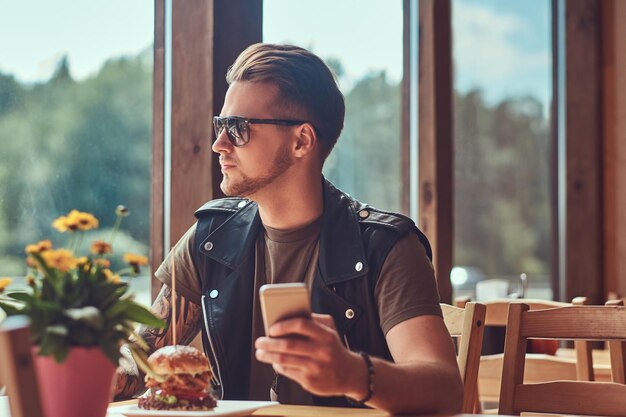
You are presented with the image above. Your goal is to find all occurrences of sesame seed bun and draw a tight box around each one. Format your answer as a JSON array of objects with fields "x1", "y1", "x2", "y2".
[{"x1": 147, "y1": 345, "x2": 211, "y2": 375}]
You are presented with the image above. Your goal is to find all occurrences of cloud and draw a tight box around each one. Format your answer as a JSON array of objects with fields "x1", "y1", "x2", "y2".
[{"x1": 452, "y1": 1, "x2": 551, "y2": 106}]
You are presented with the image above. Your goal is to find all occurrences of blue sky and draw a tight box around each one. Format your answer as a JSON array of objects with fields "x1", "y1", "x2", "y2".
[{"x1": 0, "y1": 0, "x2": 551, "y2": 112}]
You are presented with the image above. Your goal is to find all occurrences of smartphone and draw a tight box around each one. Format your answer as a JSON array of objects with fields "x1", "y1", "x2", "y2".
[{"x1": 259, "y1": 283, "x2": 312, "y2": 336}]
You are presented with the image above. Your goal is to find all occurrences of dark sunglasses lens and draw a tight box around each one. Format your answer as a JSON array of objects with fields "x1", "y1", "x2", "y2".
[
  {"x1": 233, "y1": 120, "x2": 249, "y2": 146},
  {"x1": 213, "y1": 117, "x2": 248, "y2": 146},
  {"x1": 213, "y1": 118, "x2": 223, "y2": 139}
]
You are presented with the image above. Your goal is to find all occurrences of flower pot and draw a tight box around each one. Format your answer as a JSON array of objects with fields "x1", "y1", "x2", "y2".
[{"x1": 33, "y1": 346, "x2": 116, "y2": 417}]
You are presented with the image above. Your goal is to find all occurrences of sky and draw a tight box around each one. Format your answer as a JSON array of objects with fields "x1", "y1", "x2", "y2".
[{"x1": 0, "y1": 0, "x2": 551, "y2": 112}]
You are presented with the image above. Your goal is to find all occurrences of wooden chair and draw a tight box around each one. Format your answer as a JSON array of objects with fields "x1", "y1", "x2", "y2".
[
  {"x1": 605, "y1": 299, "x2": 626, "y2": 384},
  {"x1": 0, "y1": 315, "x2": 44, "y2": 417},
  {"x1": 455, "y1": 297, "x2": 596, "y2": 411},
  {"x1": 499, "y1": 303, "x2": 626, "y2": 416},
  {"x1": 441, "y1": 302, "x2": 486, "y2": 413}
]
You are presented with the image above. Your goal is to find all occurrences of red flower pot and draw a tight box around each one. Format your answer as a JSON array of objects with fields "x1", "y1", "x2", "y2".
[{"x1": 33, "y1": 347, "x2": 116, "y2": 417}]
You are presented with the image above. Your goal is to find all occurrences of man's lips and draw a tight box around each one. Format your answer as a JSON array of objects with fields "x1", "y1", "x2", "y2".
[{"x1": 220, "y1": 161, "x2": 236, "y2": 171}]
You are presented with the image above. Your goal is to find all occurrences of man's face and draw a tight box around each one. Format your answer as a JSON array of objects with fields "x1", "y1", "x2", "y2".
[{"x1": 212, "y1": 81, "x2": 295, "y2": 198}]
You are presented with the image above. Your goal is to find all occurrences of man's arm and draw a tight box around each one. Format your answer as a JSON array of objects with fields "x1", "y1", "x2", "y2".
[
  {"x1": 254, "y1": 313, "x2": 463, "y2": 414},
  {"x1": 113, "y1": 284, "x2": 203, "y2": 400}
]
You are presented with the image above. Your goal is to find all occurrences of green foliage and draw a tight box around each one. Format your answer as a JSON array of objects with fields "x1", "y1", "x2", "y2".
[
  {"x1": 454, "y1": 90, "x2": 551, "y2": 276},
  {"x1": 0, "y1": 51, "x2": 152, "y2": 275},
  {"x1": 325, "y1": 71, "x2": 402, "y2": 212}
]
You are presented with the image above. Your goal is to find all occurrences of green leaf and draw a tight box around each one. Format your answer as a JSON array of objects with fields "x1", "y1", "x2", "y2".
[
  {"x1": 123, "y1": 303, "x2": 165, "y2": 328},
  {"x1": 99, "y1": 339, "x2": 121, "y2": 364},
  {"x1": 53, "y1": 345, "x2": 70, "y2": 363},
  {"x1": 39, "y1": 333, "x2": 65, "y2": 357},
  {"x1": 103, "y1": 299, "x2": 130, "y2": 320},
  {"x1": 6, "y1": 291, "x2": 36, "y2": 303},
  {"x1": 0, "y1": 301, "x2": 24, "y2": 316}
]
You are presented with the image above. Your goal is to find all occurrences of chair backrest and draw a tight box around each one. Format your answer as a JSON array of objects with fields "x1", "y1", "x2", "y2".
[
  {"x1": 0, "y1": 315, "x2": 44, "y2": 417},
  {"x1": 499, "y1": 303, "x2": 626, "y2": 416},
  {"x1": 605, "y1": 299, "x2": 626, "y2": 383},
  {"x1": 440, "y1": 302, "x2": 486, "y2": 413},
  {"x1": 455, "y1": 297, "x2": 595, "y2": 409}
]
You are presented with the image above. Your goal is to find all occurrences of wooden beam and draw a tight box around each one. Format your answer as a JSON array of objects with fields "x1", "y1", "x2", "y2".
[
  {"x1": 170, "y1": 0, "x2": 215, "y2": 245},
  {"x1": 418, "y1": 0, "x2": 453, "y2": 303},
  {"x1": 151, "y1": 0, "x2": 165, "y2": 300},
  {"x1": 563, "y1": 0, "x2": 603, "y2": 303},
  {"x1": 602, "y1": 0, "x2": 626, "y2": 299}
]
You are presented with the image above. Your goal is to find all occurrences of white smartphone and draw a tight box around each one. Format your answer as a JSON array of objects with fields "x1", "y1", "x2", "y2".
[{"x1": 259, "y1": 283, "x2": 312, "y2": 336}]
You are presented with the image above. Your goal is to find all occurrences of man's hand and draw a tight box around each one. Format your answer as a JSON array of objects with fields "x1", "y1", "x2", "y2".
[{"x1": 254, "y1": 313, "x2": 368, "y2": 399}]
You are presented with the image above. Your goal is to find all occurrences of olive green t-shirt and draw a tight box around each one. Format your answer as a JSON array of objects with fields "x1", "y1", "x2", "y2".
[{"x1": 155, "y1": 218, "x2": 441, "y2": 404}]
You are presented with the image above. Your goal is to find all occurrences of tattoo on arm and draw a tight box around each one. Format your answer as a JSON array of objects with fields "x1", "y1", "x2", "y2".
[{"x1": 114, "y1": 285, "x2": 203, "y2": 400}]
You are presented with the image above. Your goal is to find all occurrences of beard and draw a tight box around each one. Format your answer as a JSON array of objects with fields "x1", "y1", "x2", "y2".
[{"x1": 220, "y1": 144, "x2": 294, "y2": 197}]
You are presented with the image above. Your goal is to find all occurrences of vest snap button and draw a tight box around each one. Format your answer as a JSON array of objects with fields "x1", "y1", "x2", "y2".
[
  {"x1": 209, "y1": 289, "x2": 219, "y2": 299},
  {"x1": 204, "y1": 241, "x2": 214, "y2": 251},
  {"x1": 355, "y1": 261, "x2": 363, "y2": 272},
  {"x1": 345, "y1": 309, "x2": 355, "y2": 319},
  {"x1": 358, "y1": 209, "x2": 369, "y2": 219},
  {"x1": 237, "y1": 201, "x2": 246, "y2": 208}
]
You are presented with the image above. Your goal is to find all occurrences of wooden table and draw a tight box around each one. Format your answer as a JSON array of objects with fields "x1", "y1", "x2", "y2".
[{"x1": 106, "y1": 400, "x2": 485, "y2": 417}]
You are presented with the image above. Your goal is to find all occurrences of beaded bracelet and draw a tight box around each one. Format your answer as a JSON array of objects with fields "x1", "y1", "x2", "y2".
[{"x1": 352, "y1": 351, "x2": 374, "y2": 406}]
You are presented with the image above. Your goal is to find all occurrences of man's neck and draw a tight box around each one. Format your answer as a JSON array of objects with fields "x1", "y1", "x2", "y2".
[{"x1": 252, "y1": 174, "x2": 324, "y2": 230}]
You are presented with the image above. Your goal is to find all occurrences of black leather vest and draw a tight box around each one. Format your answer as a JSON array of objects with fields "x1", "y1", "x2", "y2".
[{"x1": 191, "y1": 179, "x2": 432, "y2": 407}]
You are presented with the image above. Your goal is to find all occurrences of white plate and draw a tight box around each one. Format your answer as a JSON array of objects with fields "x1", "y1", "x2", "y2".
[{"x1": 107, "y1": 400, "x2": 278, "y2": 417}]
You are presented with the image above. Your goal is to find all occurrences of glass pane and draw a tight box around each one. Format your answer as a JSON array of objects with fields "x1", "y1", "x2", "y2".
[
  {"x1": 452, "y1": 0, "x2": 553, "y2": 300},
  {"x1": 263, "y1": 0, "x2": 404, "y2": 213},
  {"x1": 0, "y1": 1, "x2": 153, "y2": 306}
]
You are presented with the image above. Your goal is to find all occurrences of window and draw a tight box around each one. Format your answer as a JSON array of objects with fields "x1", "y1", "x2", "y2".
[
  {"x1": 263, "y1": 0, "x2": 405, "y2": 212},
  {"x1": 451, "y1": 0, "x2": 553, "y2": 299},
  {"x1": 0, "y1": 1, "x2": 153, "y2": 305}
]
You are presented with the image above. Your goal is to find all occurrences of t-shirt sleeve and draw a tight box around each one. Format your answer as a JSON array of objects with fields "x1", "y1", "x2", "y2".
[
  {"x1": 154, "y1": 223, "x2": 203, "y2": 305},
  {"x1": 374, "y1": 231, "x2": 443, "y2": 336}
]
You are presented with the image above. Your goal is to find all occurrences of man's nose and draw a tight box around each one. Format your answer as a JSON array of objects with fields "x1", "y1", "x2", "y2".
[{"x1": 212, "y1": 129, "x2": 233, "y2": 154}]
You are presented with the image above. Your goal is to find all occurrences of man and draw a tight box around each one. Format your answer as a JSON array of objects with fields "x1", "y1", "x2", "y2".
[{"x1": 115, "y1": 43, "x2": 462, "y2": 414}]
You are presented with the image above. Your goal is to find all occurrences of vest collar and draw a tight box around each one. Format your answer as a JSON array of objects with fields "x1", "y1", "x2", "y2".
[{"x1": 198, "y1": 178, "x2": 369, "y2": 283}]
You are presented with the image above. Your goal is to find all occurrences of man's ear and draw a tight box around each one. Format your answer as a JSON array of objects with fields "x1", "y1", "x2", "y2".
[{"x1": 293, "y1": 123, "x2": 317, "y2": 158}]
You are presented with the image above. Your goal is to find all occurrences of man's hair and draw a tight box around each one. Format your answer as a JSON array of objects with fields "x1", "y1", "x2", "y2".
[{"x1": 226, "y1": 43, "x2": 345, "y2": 161}]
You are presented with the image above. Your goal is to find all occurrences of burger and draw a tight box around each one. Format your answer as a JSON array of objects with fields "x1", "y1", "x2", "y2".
[{"x1": 138, "y1": 345, "x2": 217, "y2": 410}]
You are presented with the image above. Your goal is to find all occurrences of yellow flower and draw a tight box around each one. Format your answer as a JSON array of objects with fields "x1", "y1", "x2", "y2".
[
  {"x1": 40, "y1": 249, "x2": 79, "y2": 272},
  {"x1": 123, "y1": 253, "x2": 148, "y2": 266},
  {"x1": 69, "y1": 210, "x2": 99, "y2": 231},
  {"x1": 124, "y1": 253, "x2": 149, "y2": 274},
  {"x1": 52, "y1": 210, "x2": 99, "y2": 233},
  {"x1": 0, "y1": 277, "x2": 12, "y2": 293},
  {"x1": 25, "y1": 240, "x2": 53, "y2": 254},
  {"x1": 103, "y1": 269, "x2": 121, "y2": 284},
  {"x1": 90, "y1": 240, "x2": 112, "y2": 255}
]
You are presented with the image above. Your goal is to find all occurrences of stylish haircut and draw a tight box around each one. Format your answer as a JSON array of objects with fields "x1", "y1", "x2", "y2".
[{"x1": 226, "y1": 43, "x2": 345, "y2": 160}]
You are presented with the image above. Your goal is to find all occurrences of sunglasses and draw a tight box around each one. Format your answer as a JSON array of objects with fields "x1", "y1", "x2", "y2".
[{"x1": 213, "y1": 116, "x2": 307, "y2": 147}]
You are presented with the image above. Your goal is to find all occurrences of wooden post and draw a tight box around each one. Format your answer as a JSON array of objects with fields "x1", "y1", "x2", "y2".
[
  {"x1": 418, "y1": 0, "x2": 453, "y2": 303},
  {"x1": 562, "y1": 0, "x2": 603, "y2": 303}
]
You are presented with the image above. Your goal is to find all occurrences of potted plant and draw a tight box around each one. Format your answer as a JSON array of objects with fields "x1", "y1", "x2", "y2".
[{"x1": 0, "y1": 207, "x2": 165, "y2": 417}]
